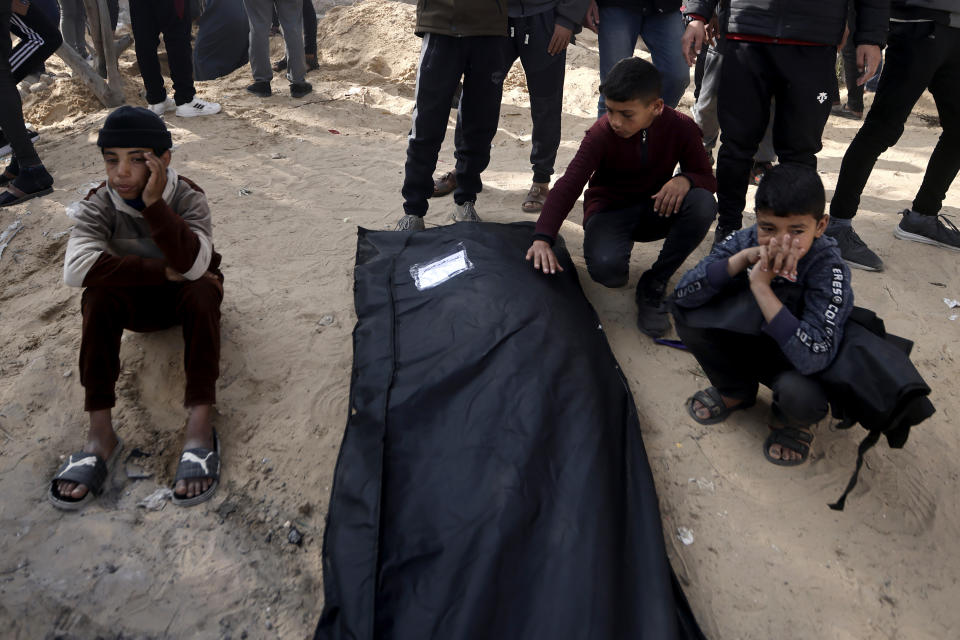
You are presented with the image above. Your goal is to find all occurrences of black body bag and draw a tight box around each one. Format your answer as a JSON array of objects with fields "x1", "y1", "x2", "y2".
[{"x1": 315, "y1": 222, "x2": 705, "y2": 640}]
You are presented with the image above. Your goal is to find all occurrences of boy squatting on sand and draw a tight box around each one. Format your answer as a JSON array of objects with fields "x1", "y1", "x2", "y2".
[
  {"x1": 673, "y1": 164, "x2": 853, "y2": 465},
  {"x1": 525, "y1": 57, "x2": 717, "y2": 338},
  {"x1": 49, "y1": 107, "x2": 224, "y2": 510}
]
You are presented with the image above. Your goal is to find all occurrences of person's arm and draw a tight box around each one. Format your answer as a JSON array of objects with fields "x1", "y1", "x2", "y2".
[
  {"x1": 139, "y1": 157, "x2": 213, "y2": 280},
  {"x1": 852, "y1": 0, "x2": 887, "y2": 84},
  {"x1": 680, "y1": 0, "x2": 720, "y2": 65},
  {"x1": 555, "y1": 0, "x2": 590, "y2": 32},
  {"x1": 756, "y1": 252, "x2": 855, "y2": 375},
  {"x1": 533, "y1": 126, "x2": 605, "y2": 244},
  {"x1": 673, "y1": 229, "x2": 755, "y2": 308}
]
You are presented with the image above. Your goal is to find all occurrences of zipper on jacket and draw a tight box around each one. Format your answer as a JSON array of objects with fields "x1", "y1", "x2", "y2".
[{"x1": 641, "y1": 130, "x2": 648, "y2": 165}]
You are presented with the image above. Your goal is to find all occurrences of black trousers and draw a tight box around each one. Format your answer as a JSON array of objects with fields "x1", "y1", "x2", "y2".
[
  {"x1": 402, "y1": 33, "x2": 511, "y2": 216},
  {"x1": 452, "y1": 12, "x2": 566, "y2": 184},
  {"x1": 831, "y1": 21, "x2": 960, "y2": 220},
  {"x1": 0, "y1": 5, "x2": 39, "y2": 165},
  {"x1": 9, "y1": 3, "x2": 62, "y2": 82},
  {"x1": 716, "y1": 41, "x2": 835, "y2": 228},
  {"x1": 129, "y1": 0, "x2": 196, "y2": 105},
  {"x1": 583, "y1": 188, "x2": 717, "y2": 289},
  {"x1": 676, "y1": 323, "x2": 829, "y2": 428},
  {"x1": 837, "y1": 3, "x2": 864, "y2": 113}
]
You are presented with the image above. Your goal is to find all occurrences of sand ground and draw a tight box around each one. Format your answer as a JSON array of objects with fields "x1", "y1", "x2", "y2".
[{"x1": 1, "y1": 2, "x2": 958, "y2": 638}]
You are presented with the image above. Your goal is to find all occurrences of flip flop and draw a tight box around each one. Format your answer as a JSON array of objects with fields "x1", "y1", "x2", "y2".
[
  {"x1": 686, "y1": 387, "x2": 755, "y2": 425},
  {"x1": 48, "y1": 438, "x2": 125, "y2": 511},
  {"x1": 521, "y1": 184, "x2": 550, "y2": 213},
  {"x1": 431, "y1": 171, "x2": 456, "y2": 198},
  {"x1": 763, "y1": 425, "x2": 813, "y2": 467},
  {"x1": 0, "y1": 183, "x2": 53, "y2": 208},
  {"x1": 171, "y1": 429, "x2": 221, "y2": 507}
]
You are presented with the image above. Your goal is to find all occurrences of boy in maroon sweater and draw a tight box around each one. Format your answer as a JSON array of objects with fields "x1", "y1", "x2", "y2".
[{"x1": 526, "y1": 57, "x2": 717, "y2": 337}]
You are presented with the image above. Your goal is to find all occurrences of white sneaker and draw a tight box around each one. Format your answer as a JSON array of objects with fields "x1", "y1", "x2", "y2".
[
  {"x1": 175, "y1": 98, "x2": 222, "y2": 118},
  {"x1": 148, "y1": 97, "x2": 176, "y2": 116}
]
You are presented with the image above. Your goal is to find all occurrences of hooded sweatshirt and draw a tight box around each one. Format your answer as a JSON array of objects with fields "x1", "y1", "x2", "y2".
[{"x1": 64, "y1": 168, "x2": 220, "y2": 288}]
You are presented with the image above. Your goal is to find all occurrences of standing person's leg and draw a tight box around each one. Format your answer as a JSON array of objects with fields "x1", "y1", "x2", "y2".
[
  {"x1": 59, "y1": 0, "x2": 89, "y2": 58},
  {"x1": 830, "y1": 27, "x2": 935, "y2": 221},
  {"x1": 303, "y1": 0, "x2": 318, "y2": 63},
  {"x1": 9, "y1": 4, "x2": 63, "y2": 82},
  {"x1": 755, "y1": 103, "x2": 776, "y2": 165},
  {"x1": 769, "y1": 44, "x2": 835, "y2": 169},
  {"x1": 451, "y1": 36, "x2": 511, "y2": 217},
  {"x1": 398, "y1": 34, "x2": 467, "y2": 227},
  {"x1": 160, "y1": 1, "x2": 197, "y2": 106},
  {"x1": 519, "y1": 12, "x2": 566, "y2": 213},
  {"x1": 242, "y1": 0, "x2": 274, "y2": 90},
  {"x1": 639, "y1": 9, "x2": 690, "y2": 109},
  {"x1": 896, "y1": 24, "x2": 960, "y2": 251},
  {"x1": 715, "y1": 40, "x2": 774, "y2": 238},
  {"x1": 0, "y1": 4, "x2": 53, "y2": 206},
  {"x1": 129, "y1": 0, "x2": 169, "y2": 107},
  {"x1": 596, "y1": 6, "x2": 642, "y2": 117},
  {"x1": 276, "y1": 0, "x2": 308, "y2": 87},
  {"x1": 692, "y1": 42, "x2": 722, "y2": 162}
]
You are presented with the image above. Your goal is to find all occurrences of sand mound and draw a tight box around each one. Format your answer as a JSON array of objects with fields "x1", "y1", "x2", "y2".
[{"x1": 316, "y1": 0, "x2": 420, "y2": 85}]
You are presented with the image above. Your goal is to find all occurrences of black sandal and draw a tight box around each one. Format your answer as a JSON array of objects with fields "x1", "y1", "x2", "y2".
[
  {"x1": 763, "y1": 426, "x2": 813, "y2": 466},
  {"x1": 48, "y1": 439, "x2": 124, "y2": 511},
  {"x1": 172, "y1": 429, "x2": 221, "y2": 507},
  {"x1": 686, "y1": 387, "x2": 755, "y2": 425}
]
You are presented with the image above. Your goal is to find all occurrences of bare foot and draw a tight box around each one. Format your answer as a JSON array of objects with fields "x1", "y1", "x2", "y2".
[
  {"x1": 174, "y1": 404, "x2": 216, "y2": 499},
  {"x1": 55, "y1": 408, "x2": 118, "y2": 500}
]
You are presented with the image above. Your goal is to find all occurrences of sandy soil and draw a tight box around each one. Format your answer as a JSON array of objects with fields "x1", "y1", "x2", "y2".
[{"x1": 1, "y1": 2, "x2": 958, "y2": 638}]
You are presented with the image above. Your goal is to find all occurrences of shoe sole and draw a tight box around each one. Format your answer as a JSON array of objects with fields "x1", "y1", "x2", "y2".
[
  {"x1": 843, "y1": 258, "x2": 883, "y2": 272},
  {"x1": 894, "y1": 226, "x2": 960, "y2": 252},
  {"x1": 176, "y1": 106, "x2": 222, "y2": 118}
]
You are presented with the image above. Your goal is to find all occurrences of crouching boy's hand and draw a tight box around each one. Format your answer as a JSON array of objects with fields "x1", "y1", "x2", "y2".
[
  {"x1": 526, "y1": 240, "x2": 564, "y2": 275},
  {"x1": 142, "y1": 152, "x2": 168, "y2": 207}
]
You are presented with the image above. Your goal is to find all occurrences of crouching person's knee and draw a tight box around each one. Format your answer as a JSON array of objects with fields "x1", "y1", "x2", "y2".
[
  {"x1": 679, "y1": 188, "x2": 718, "y2": 229},
  {"x1": 177, "y1": 276, "x2": 223, "y2": 317},
  {"x1": 773, "y1": 371, "x2": 828, "y2": 427},
  {"x1": 81, "y1": 286, "x2": 125, "y2": 319},
  {"x1": 586, "y1": 253, "x2": 629, "y2": 288}
]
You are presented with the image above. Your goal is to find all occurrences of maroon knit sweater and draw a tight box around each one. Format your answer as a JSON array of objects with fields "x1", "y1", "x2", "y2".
[{"x1": 534, "y1": 107, "x2": 717, "y2": 243}]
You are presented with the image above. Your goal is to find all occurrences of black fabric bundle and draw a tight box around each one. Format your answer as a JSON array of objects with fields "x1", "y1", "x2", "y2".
[{"x1": 316, "y1": 222, "x2": 705, "y2": 640}]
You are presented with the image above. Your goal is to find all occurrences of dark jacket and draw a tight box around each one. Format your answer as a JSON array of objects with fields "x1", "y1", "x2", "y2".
[
  {"x1": 416, "y1": 0, "x2": 509, "y2": 37},
  {"x1": 673, "y1": 227, "x2": 854, "y2": 376},
  {"x1": 510, "y1": 0, "x2": 592, "y2": 31},
  {"x1": 685, "y1": 0, "x2": 889, "y2": 46},
  {"x1": 596, "y1": 0, "x2": 681, "y2": 14},
  {"x1": 893, "y1": 0, "x2": 960, "y2": 26}
]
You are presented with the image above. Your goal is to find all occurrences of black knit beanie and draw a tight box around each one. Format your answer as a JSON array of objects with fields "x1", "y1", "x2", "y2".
[{"x1": 97, "y1": 106, "x2": 172, "y2": 151}]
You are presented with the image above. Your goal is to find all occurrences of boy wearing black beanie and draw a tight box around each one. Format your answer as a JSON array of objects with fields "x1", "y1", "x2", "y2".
[{"x1": 50, "y1": 106, "x2": 225, "y2": 510}]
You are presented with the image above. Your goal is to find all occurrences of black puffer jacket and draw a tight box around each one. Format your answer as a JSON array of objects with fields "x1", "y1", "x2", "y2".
[
  {"x1": 416, "y1": 0, "x2": 509, "y2": 37},
  {"x1": 685, "y1": 0, "x2": 889, "y2": 46}
]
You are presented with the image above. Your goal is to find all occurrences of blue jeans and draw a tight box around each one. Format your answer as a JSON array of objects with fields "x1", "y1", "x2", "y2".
[{"x1": 597, "y1": 7, "x2": 689, "y2": 116}]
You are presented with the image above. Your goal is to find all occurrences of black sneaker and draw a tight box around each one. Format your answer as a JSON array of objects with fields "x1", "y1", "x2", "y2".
[
  {"x1": 712, "y1": 222, "x2": 741, "y2": 250},
  {"x1": 894, "y1": 210, "x2": 960, "y2": 252},
  {"x1": 395, "y1": 214, "x2": 426, "y2": 232},
  {"x1": 635, "y1": 276, "x2": 670, "y2": 338},
  {"x1": 824, "y1": 223, "x2": 884, "y2": 271},
  {"x1": 290, "y1": 82, "x2": 313, "y2": 98},
  {"x1": 0, "y1": 128, "x2": 40, "y2": 156},
  {"x1": 246, "y1": 81, "x2": 272, "y2": 97}
]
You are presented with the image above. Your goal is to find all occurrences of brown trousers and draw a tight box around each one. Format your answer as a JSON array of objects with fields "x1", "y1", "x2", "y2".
[{"x1": 79, "y1": 277, "x2": 223, "y2": 411}]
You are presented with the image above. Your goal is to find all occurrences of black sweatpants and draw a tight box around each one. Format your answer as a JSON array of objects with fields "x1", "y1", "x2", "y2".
[
  {"x1": 716, "y1": 41, "x2": 835, "y2": 229},
  {"x1": 583, "y1": 188, "x2": 717, "y2": 289},
  {"x1": 675, "y1": 323, "x2": 829, "y2": 428},
  {"x1": 453, "y1": 12, "x2": 566, "y2": 184},
  {"x1": 9, "y1": 3, "x2": 63, "y2": 82},
  {"x1": 837, "y1": 3, "x2": 864, "y2": 113},
  {"x1": 831, "y1": 21, "x2": 960, "y2": 220},
  {"x1": 129, "y1": 0, "x2": 196, "y2": 106},
  {"x1": 402, "y1": 33, "x2": 511, "y2": 216},
  {"x1": 0, "y1": 4, "x2": 40, "y2": 165}
]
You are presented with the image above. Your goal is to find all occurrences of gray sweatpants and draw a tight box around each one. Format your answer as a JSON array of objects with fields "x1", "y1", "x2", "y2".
[
  {"x1": 242, "y1": 0, "x2": 306, "y2": 84},
  {"x1": 694, "y1": 42, "x2": 775, "y2": 164}
]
